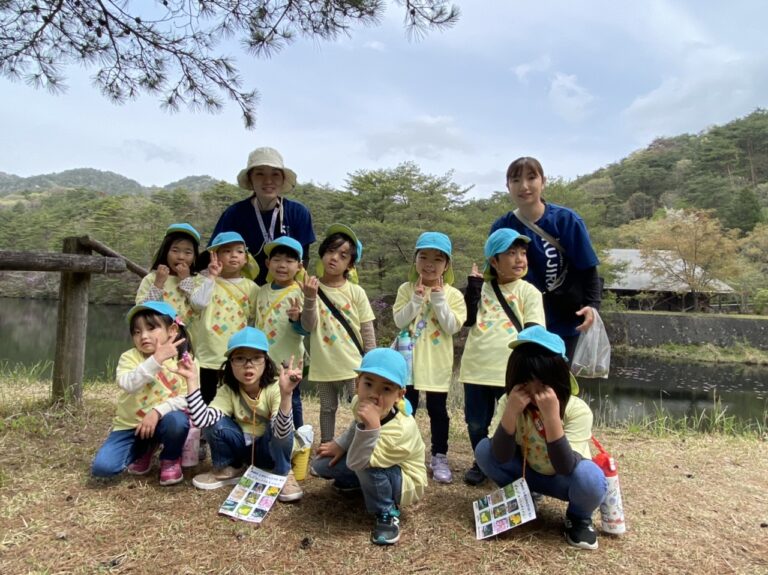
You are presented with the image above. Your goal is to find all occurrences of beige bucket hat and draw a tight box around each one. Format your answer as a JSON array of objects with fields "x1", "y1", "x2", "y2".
[{"x1": 236, "y1": 147, "x2": 297, "y2": 194}]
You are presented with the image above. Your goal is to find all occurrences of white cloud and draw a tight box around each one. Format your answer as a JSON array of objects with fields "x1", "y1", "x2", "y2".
[
  {"x1": 548, "y1": 73, "x2": 594, "y2": 122},
  {"x1": 363, "y1": 40, "x2": 387, "y2": 52},
  {"x1": 364, "y1": 115, "x2": 472, "y2": 160},
  {"x1": 513, "y1": 55, "x2": 552, "y2": 84},
  {"x1": 118, "y1": 139, "x2": 196, "y2": 166}
]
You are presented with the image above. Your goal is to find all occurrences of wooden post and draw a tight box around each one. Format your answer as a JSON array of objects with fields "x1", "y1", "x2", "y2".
[{"x1": 52, "y1": 237, "x2": 91, "y2": 404}]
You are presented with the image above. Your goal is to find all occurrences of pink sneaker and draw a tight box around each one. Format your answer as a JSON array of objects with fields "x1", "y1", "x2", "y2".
[
  {"x1": 126, "y1": 444, "x2": 157, "y2": 475},
  {"x1": 159, "y1": 458, "x2": 183, "y2": 486}
]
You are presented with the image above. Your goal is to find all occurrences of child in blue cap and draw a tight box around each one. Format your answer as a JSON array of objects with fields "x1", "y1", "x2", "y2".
[
  {"x1": 188, "y1": 231, "x2": 259, "y2": 405},
  {"x1": 460, "y1": 228, "x2": 545, "y2": 486},
  {"x1": 393, "y1": 232, "x2": 466, "y2": 484},
  {"x1": 313, "y1": 348, "x2": 427, "y2": 545},
  {"x1": 91, "y1": 302, "x2": 194, "y2": 486},
  {"x1": 474, "y1": 326, "x2": 607, "y2": 550},
  {"x1": 136, "y1": 223, "x2": 204, "y2": 325},
  {"x1": 300, "y1": 224, "x2": 376, "y2": 444},
  {"x1": 254, "y1": 236, "x2": 308, "y2": 427},
  {"x1": 178, "y1": 327, "x2": 304, "y2": 501}
]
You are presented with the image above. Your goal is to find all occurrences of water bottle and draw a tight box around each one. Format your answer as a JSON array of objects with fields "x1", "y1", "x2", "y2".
[
  {"x1": 181, "y1": 424, "x2": 201, "y2": 468},
  {"x1": 593, "y1": 451, "x2": 626, "y2": 534},
  {"x1": 395, "y1": 330, "x2": 413, "y2": 386}
]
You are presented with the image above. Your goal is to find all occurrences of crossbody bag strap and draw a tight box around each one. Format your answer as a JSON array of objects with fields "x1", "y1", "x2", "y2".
[
  {"x1": 317, "y1": 288, "x2": 365, "y2": 357},
  {"x1": 513, "y1": 208, "x2": 569, "y2": 292},
  {"x1": 490, "y1": 279, "x2": 524, "y2": 334}
]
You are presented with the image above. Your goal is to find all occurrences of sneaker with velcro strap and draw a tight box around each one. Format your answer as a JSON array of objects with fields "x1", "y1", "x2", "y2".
[
  {"x1": 371, "y1": 509, "x2": 401, "y2": 545},
  {"x1": 564, "y1": 514, "x2": 599, "y2": 550}
]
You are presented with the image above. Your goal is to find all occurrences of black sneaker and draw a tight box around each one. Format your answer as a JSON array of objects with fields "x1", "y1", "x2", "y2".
[
  {"x1": 371, "y1": 509, "x2": 401, "y2": 545},
  {"x1": 332, "y1": 481, "x2": 361, "y2": 494},
  {"x1": 463, "y1": 463, "x2": 486, "y2": 486},
  {"x1": 564, "y1": 515, "x2": 598, "y2": 550}
]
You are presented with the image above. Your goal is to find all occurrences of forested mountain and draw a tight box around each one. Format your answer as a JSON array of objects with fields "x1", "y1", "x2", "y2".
[
  {"x1": 572, "y1": 109, "x2": 768, "y2": 231},
  {"x1": 0, "y1": 168, "x2": 146, "y2": 196},
  {"x1": 1, "y1": 110, "x2": 766, "y2": 305}
]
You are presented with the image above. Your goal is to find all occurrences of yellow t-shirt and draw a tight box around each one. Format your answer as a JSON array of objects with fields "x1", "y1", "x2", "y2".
[
  {"x1": 308, "y1": 281, "x2": 375, "y2": 382},
  {"x1": 495, "y1": 394, "x2": 593, "y2": 475},
  {"x1": 136, "y1": 272, "x2": 203, "y2": 325},
  {"x1": 112, "y1": 349, "x2": 188, "y2": 431},
  {"x1": 209, "y1": 382, "x2": 281, "y2": 438},
  {"x1": 393, "y1": 282, "x2": 467, "y2": 392},
  {"x1": 254, "y1": 283, "x2": 305, "y2": 366},
  {"x1": 190, "y1": 277, "x2": 259, "y2": 369},
  {"x1": 348, "y1": 397, "x2": 428, "y2": 507},
  {"x1": 459, "y1": 279, "x2": 545, "y2": 387}
]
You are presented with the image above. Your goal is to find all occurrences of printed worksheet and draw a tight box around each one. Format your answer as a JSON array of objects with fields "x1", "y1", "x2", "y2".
[
  {"x1": 473, "y1": 478, "x2": 536, "y2": 539},
  {"x1": 218, "y1": 466, "x2": 287, "y2": 524}
]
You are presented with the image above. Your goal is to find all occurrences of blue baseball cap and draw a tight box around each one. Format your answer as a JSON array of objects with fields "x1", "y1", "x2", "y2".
[
  {"x1": 509, "y1": 326, "x2": 578, "y2": 394},
  {"x1": 126, "y1": 301, "x2": 178, "y2": 324},
  {"x1": 409, "y1": 231, "x2": 455, "y2": 285},
  {"x1": 354, "y1": 348, "x2": 409, "y2": 388},
  {"x1": 165, "y1": 223, "x2": 201, "y2": 243},
  {"x1": 226, "y1": 327, "x2": 269, "y2": 356},
  {"x1": 264, "y1": 236, "x2": 303, "y2": 260},
  {"x1": 208, "y1": 231, "x2": 247, "y2": 251},
  {"x1": 508, "y1": 325, "x2": 566, "y2": 356},
  {"x1": 484, "y1": 228, "x2": 530, "y2": 280}
]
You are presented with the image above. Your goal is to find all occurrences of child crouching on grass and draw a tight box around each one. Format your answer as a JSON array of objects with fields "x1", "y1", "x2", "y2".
[
  {"x1": 91, "y1": 302, "x2": 192, "y2": 486},
  {"x1": 178, "y1": 327, "x2": 304, "y2": 502},
  {"x1": 312, "y1": 348, "x2": 427, "y2": 545},
  {"x1": 474, "y1": 326, "x2": 607, "y2": 550}
]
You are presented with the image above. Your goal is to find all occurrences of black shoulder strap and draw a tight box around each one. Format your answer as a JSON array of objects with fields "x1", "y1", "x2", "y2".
[
  {"x1": 317, "y1": 288, "x2": 365, "y2": 356},
  {"x1": 491, "y1": 279, "x2": 524, "y2": 334}
]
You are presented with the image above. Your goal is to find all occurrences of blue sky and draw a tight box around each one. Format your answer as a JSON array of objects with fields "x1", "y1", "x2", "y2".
[{"x1": 2, "y1": 0, "x2": 767, "y2": 198}]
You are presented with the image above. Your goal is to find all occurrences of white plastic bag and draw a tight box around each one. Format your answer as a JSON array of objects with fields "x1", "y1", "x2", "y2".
[{"x1": 571, "y1": 308, "x2": 611, "y2": 378}]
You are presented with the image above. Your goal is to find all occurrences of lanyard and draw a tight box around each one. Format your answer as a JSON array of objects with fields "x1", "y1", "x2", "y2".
[{"x1": 253, "y1": 197, "x2": 282, "y2": 252}]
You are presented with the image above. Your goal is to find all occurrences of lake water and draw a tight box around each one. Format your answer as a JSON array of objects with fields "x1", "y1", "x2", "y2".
[{"x1": 1, "y1": 298, "x2": 766, "y2": 425}]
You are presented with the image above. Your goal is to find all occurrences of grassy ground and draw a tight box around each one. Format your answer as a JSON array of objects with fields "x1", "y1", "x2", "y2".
[{"x1": 1, "y1": 380, "x2": 767, "y2": 575}]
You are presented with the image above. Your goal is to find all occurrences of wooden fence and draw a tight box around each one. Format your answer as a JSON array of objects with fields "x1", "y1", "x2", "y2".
[{"x1": 0, "y1": 236, "x2": 147, "y2": 404}]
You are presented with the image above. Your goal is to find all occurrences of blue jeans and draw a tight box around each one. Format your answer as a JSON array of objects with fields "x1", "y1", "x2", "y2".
[
  {"x1": 313, "y1": 454, "x2": 402, "y2": 515},
  {"x1": 475, "y1": 437, "x2": 607, "y2": 520},
  {"x1": 292, "y1": 383, "x2": 303, "y2": 428},
  {"x1": 203, "y1": 415, "x2": 293, "y2": 475},
  {"x1": 464, "y1": 383, "x2": 506, "y2": 454},
  {"x1": 91, "y1": 410, "x2": 190, "y2": 477}
]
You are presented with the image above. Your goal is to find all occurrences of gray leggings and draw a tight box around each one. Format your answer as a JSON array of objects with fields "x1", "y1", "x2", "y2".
[{"x1": 316, "y1": 378, "x2": 356, "y2": 443}]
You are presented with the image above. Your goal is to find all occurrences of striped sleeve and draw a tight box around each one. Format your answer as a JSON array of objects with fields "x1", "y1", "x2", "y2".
[
  {"x1": 187, "y1": 388, "x2": 224, "y2": 429},
  {"x1": 271, "y1": 409, "x2": 294, "y2": 440}
]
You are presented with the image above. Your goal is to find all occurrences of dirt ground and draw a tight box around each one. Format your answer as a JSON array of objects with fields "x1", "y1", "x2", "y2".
[{"x1": 1, "y1": 382, "x2": 766, "y2": 575}]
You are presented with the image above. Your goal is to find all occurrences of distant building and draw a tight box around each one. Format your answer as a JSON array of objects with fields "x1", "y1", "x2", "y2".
[{"x1": 604, "y1": 249, "x2": 735, "y2": 311}]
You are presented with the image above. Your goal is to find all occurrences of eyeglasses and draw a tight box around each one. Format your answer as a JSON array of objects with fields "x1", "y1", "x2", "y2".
[{"x1": 231, "y1": 356, "x2": 266, "y2": 367}]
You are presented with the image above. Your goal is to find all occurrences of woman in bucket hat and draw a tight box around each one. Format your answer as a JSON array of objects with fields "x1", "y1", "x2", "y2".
[{"x1": 210, "y1": 147, "x2": 316, "y2": 285}]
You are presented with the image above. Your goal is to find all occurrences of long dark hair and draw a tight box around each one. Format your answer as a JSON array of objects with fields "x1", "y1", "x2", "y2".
[
  {"x1": 128, "y1": 310, "x2": 193, "y2": 359},
  {"x1": 505, "y1": 343, "x2": 571, "y2": 418},
  {"x1": 217, "y1": 351, "x2": 278, "y2": 394},
  {"x1": 150, "y1": 231, "x2": 200, "y2": 273}
]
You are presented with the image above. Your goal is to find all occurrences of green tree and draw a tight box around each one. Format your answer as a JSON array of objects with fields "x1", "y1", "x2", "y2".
[
  {"x1": 639, "y1": 209, "x2": 740, "y2": 311},
  {"x1": 342, "y1": 163, "x2": 469, "y2": 295},
  {"x1": 1, "y1": 1, "x2": 459, "y2": 127}
]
